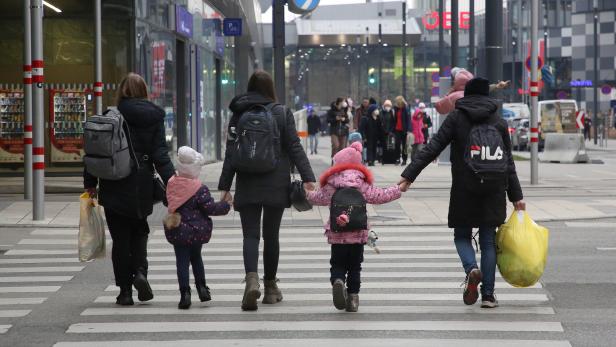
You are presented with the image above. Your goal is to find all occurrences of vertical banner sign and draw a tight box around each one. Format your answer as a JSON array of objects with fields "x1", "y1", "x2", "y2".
[
  {"x1": 151, "y1": 42, "x2": 166, "y2": 99},
  {"x1": 175, "y1": 5, "x2": 194, "y2": 38}
]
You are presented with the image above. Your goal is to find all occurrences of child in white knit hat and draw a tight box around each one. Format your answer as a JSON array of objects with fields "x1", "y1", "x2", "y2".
[{"x1": 163, "y1": 146, "x2": 231, "y2": 309}]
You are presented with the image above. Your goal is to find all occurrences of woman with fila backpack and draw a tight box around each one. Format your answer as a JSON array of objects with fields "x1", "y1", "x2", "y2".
[
  {"x1": 83, "y1": 73, "x2": 175, "y2": 306},
  {"x1": 218, "y1": 70, "x2": 316, "y2": 311}
]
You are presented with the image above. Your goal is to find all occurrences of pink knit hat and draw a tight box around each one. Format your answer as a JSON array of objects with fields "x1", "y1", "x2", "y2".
[{"x1": 333, "y1": 142, "x2": 363, "y2": 165}]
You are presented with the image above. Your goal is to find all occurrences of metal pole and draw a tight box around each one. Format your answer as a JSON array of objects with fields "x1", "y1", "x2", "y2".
[
  {"x1": 23, "y1": 0, "x2": 33, "y2": 200},
  {"x1": 510, "y1": 0, "x2": 516, "y2": 102},
  {"x1": 31, "y1": 0, "x2": 45, "y2": 219},
  {"x1": 451, "y1": 0, "x2": 458, "y2": 68},
  {"x1": 423, "y1": 36, "x2": 427, "y2": 102},
  {"x1": 530, "y1": 0, "x2": 539, "y2": 185},
  {"x1": 543, "y1": 1, "x2": 549, "y2": 99},
  {"x1": 438, "y1": 0, "x2": 444, "y2": 76},
  {"x1": 95, "y1": 0, "x2": 103, "y2": 114},
  {"x1": 402, "y1": 1, "x2": 407, "y2": 100},
  {"x1": 273, "y1": 0, "x2": 285, "y2": 104},
  {"x1": 378, "y1": 22, "x2": 382, "y2": 99},
  {"x1": 468, "y1": 0, "x2": 475, "y2": 73},
  {"x1": 486, "y1": 0, "x2": 504, "y2": 86},
  {"x1": 593, "y1": 6, "x2": 599, "y2": 145}
]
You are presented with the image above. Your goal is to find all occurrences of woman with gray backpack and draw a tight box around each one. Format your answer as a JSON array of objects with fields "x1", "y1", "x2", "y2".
[
  {"x1": 218, "y1": 70, "x2": 316, "y2": 311},
  {"x1": 83, "y1": 73, "x2": 175, "y2": 306}
]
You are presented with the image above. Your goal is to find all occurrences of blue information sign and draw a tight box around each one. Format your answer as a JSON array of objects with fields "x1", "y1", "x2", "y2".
[
  {"x1": 223, "y1": 18, "x2": 242, "y2": 36},
  {"x1": 175, "y1": 5, "x2": 193, "y2": 38}
]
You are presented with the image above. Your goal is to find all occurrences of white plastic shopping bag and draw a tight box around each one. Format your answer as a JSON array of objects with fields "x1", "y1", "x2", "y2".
[{"x1": 78, "y1": 193, "x2": 106, "y2": 262}]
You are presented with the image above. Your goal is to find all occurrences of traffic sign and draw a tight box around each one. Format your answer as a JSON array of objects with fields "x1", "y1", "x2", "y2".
[
  {"x1": 576, "y1": 110, "x2": 585, "y2": 129},
  {"x1": 525, "y1": 56, "x2": 544, "y2": 71},
  {"x1": 223, "y1": 18, "x2": 242, "y2": 36},
  {"x1": 601, "y1": 85, "x2": 612, "y2": 95},
  {"x1": 288, "y1": 0, "x2": 320, "y2": 14}
]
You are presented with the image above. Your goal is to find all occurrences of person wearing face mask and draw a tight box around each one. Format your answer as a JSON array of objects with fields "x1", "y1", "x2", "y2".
[
  {"x1": 359, "y1": 104, "x2": 383, "y2": 166},
  {"x1": 327, "y1": 97, "x2": 350, "y2": 157},
  {"x1": 354, "y1": 98, "x2": 370, "y2": 131},
  {"x1": 380, "y1": 99, "x2": 398, "y2": 164}
]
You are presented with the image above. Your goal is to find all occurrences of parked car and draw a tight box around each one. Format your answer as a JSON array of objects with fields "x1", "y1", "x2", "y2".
[
  {"x1": 503, "y1": 103, "x2": 531, "y2": 119},
  {"x1": 509, "y1": 118, "x2": 529, "y2": 151}
]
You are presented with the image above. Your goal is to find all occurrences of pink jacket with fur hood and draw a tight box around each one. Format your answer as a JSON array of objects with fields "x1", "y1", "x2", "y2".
[
  {"x1": 434, "y1": 69, "x2": 474, "y2": 115},
  {"x1": 306, "y1": 163, "x2": 401, "y2": 244}
]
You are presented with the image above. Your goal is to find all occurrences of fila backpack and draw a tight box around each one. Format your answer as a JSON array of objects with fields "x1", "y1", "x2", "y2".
[
  {"x1": 463, "y1": 122, "x2": 509, "y2": 195},
  {"x1": 230, "y1": 103, "x2": 281, "y2": 173},
  {"x1": 83, "y1": 108, "x2": 133, "y2": 180}
]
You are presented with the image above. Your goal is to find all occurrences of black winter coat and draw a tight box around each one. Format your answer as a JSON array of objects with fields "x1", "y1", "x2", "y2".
[
  {"x1": 84, "y1": 98, "x2": 175, "y2": 219},
  {"x1": 218, "y1": 92, "x2": 316, "y2": 211},
  {"x1": 401, "y1": 95, "x2": 523, "y2": 228},
  {"x1": 381, "y1": 109, "x2": 396, "y2": 134},
  {"x1": 359, "y1": 114, "x2": 383, "y2": 145},
  {"x1": 307, "y1": 114, "x2": 321, "y2": 135},
  {"x1": 327, "y1": 104, "x2": 350, "y2": 136}
]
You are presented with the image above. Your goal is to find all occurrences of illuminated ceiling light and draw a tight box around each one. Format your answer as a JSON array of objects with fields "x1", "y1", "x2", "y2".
[
  {"x1": 362, "y1": 43, "x2": 367, "y2": 47},
  {"x1": 382, "y1": 43, "x2": 388, "y2": 47},
  {"x1": 319, "y1": 44, "x2": 324, "y2": 47},
  {"x1": 43, "y1": 1, "x2": 62, "y2": 13},
  {"x1": 341, "y1": 44, "x2": 346, "y2": 47}
]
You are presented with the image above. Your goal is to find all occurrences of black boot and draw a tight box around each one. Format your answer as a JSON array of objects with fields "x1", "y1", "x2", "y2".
[
  {"x1": 195, "y1": 281, "x2": 211, "y2": 302},
  {"x1": 178, "y1": 288, "x2": 191, "y2": 309},
  {"x1": 133, "y1": 271, "x2": 153, "y2": 302},
  {"x1": 116, "y1": 286, "x2": 134, "y2": 306}
]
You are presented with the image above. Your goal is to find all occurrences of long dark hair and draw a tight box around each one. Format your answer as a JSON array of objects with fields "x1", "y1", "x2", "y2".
[{"x1": 247, "y1": 70, "x2": 277, "y2": 102}]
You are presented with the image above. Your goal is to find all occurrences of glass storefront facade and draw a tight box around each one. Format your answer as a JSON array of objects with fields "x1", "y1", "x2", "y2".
[{"x1": 0, "y1": 0, "x2": 240, "y2": 172}]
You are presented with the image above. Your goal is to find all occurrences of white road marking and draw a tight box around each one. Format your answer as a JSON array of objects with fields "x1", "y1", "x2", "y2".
[
  {"x1": 148, "y1": 262, "x2": 465, "y2": 271},
  {"x1": 0, "y1": 258, "x2": 80, "y2": 264},
  {"x1": 53, "y1": 339, "x2": 572, "y2": 347},
  {"x1": 107, "y1": 281, "x2": 541, "y2": 291},
  {"x1": 0, "y1": 325, "x2": 10, "y2": 334},
  {"x1": 81, "y1": 305, "x2": 555, "y2": 316},
  {"x1": 0, "y1": 286, "x2": 61, "y2": 293},
  {"x1": 146, "y1": 253, "x2": 465, "y2": 262},
  {"x1": 0, "y1": 276, "x2": 73, "y2": 283},
  {"x1": 93, "y1": 293, "x2": 548, "y2": 303},
  {"x1": 4, "y1": 250, "x2": 77, "y2": 256},
  {"x1": 566, "y1": 222, "x2": 616, "y2": 228},
  {"x1": 65, "y1": 320, "x2": 564, "y2": 333},
  {"x1": 0, "y1": 310, "x2": 30, "y2": 318},
  {"x1": 147, "y1": 271, "x2": 503, "y2": 280},
  {"x1": 0, "y1": 266, "x2": 84, "y2": 273},
  {"x1": 0, "y1": 297, "x2": 46, "y2": 305},
  {"x1": 596, "y1": 247, "x2": 616, "y2": 251}
]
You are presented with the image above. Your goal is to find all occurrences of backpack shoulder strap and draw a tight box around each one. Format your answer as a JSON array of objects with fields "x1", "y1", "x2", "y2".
[{"x1": 121, "y1": 118, "x2": 140, "y2": 170}]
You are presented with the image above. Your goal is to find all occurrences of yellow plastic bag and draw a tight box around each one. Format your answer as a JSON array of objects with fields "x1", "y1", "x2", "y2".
[
  {"x1": 496, "y1": 211, "x2": 549, "y2": 288},
  {"x1": 78, "y1": 192, "x2": 106, "y2": 262}
]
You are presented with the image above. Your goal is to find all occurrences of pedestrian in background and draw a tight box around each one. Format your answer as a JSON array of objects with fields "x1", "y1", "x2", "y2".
[
  {"x1": 327, "y1": 97, "x2": 350, "y2": 158},
  {"x1": 354, "y1": 98, "x2": 370, "y2": 131},
  {"x1": 163, "y1": 146, "x2": 231, "y2": 309},
  {"x1": 306, "y1": 142, "x2": 401, "y2": 312},
  {"x1": 410, "y1": 104, "x2": 426, "y2": 162},
  {"x1": 583, "y1": 115, "x2": 592, "y2": 141},
  {"x1": 393, "y1": 95, "x2": 412, "y2": 165},
  {"x1": 421, "y1": 103, "x2": 433, "y2": 144},
  {"x1": 83, "y1": 73, "x2": 175, "y2": 306},
  {"x1": 218, "y1": 70, "x2": 316, "y2": 311},
  {"x1": 399, "y1": 78, "x2": 525, "y2": 309},
  {"x1": 307, "y1": 109, "x2": 321, "y2": 155},
  {"x1": 360, "y1": 104, "x2": 383, "y2": 166}
]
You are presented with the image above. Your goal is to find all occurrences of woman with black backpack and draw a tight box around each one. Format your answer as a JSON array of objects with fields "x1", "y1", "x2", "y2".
[
  {"x1": 218, "y1": 70, "x2": 316, "y2": 311},
  {"x1": 83, "y1": 73, "x2": 175, "y2": 306}
]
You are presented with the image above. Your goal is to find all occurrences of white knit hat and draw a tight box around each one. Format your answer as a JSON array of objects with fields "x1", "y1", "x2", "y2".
[{"x1": 176, "y1": 146, "x2": 205, "y2": 179}]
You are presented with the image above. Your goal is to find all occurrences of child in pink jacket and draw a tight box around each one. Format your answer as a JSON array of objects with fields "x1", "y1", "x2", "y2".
[{"x1": 306, "y1": 142, "x2": 401, "y2": 312}]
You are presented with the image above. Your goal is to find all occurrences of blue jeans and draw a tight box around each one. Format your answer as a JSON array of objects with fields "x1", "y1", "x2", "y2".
[
  {"x1": 173, "y1": 244, "x2": 205, "y2": 290},
  {"x1": 309, "y1": 134, "x2": 318, "y2": 153},
  {"x1": 454, "y1": 227, "x2": 496, "y2": 296}
]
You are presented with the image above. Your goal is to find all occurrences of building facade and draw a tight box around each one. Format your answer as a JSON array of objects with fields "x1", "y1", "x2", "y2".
[{"x1": 0, "y1": 0, "x2": 262, "y2": 173}]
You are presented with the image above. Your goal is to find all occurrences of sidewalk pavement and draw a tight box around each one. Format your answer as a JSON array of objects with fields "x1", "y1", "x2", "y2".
[{"x1": 2, "y1": 145, "x2": 615, "y2": 228}]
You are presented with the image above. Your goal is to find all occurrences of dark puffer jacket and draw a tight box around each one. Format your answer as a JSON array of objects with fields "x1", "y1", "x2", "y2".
[
  {"x1": 84, "y1": 98, "x2": 175, "y2": 219},
  {"x1": 164, "y1": 186, "x2": 230, "y2": 246},
  {"x1": 401, "y1": 94, "x2": 523, "y2": 228},
  {"x1": 218, "y1": 92, "x2": 316, "y2": 210}
]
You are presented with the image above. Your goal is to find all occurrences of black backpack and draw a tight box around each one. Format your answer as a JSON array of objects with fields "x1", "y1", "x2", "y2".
[
  {"x1": 463, "y1": 121, "x2": 509, "y2": 195},
  {"x1": 330, "y1": 187, "x2": 368, "y2": 232},
  {"x1": 231, "y1": 103, "x2": 281, "y2": 173}
]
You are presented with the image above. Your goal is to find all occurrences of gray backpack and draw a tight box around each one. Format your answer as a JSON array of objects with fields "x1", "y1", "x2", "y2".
[{"x1": 83, "y1": 108, "x2": 134, "y2": 180}]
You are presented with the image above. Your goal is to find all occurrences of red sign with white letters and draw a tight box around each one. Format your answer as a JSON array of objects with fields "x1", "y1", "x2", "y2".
[{"x1": 422, "y1": 11, "x2": 471, "y2": 30}]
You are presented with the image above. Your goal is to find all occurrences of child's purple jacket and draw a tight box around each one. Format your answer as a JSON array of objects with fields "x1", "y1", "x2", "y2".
[
  {"x1": 164, "y1": 185, "x2": 230, "y2": 246},
  {"x1": 307, "y1": 163, "x2": 401, "y2": 245}
]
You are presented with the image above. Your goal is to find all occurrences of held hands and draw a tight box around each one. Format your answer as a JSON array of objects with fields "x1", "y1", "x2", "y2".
[
  {"x1": 397, "y1": 177, "x2": 412, "y2": 192},
  {"x1": 513, "y1": 200, "x2": 526, "y2": 211},
  {"x1": 303, "y1": 182, "x2": 316, "y2": 192},
  {"x1": 220, "y1": 191, "x2": 233, "y2": 204}
]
